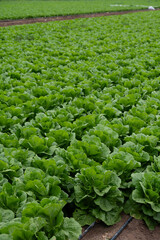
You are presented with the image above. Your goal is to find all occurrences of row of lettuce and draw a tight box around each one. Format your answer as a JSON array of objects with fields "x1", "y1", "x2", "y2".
[
  {"x1": 1, "y1": 11, "x2": 160, "y2": 240},
  {"x1": 1, "y1": 0, "x2": 159, "y2": 20}
]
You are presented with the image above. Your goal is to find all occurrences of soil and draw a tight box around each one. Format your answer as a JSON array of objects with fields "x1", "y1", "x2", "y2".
[
  {"x1": 0, "y1": 8, "x2": 160, "y2": 27},
  {"x1": 82, "y1": 213, "x2": 160, "y2": 240}
]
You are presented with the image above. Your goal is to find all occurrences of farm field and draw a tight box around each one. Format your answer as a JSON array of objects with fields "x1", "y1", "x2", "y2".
[
  {"x1": 0, "y1": 0, "x2": 160, "y2": 20},
  {"x1": 1, "y1": 10, "x2": 160, "y2": 240}
]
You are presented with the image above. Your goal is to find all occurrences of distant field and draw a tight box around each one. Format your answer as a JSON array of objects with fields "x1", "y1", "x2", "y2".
[{"x1": 0, "y1": 0, "x2": 159, "y2": 20}]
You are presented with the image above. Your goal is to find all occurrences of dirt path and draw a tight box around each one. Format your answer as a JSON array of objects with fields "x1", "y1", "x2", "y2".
[
  {"x1": 0, "y1": 8, "x2": 160, "y2": 27},
  {"x1": 83, "y1": 213, "x2": 160, "y2": 240}
]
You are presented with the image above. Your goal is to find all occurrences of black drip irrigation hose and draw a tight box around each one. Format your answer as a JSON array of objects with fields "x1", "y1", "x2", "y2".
[
  {"x1": 78, "y1": 221, "x2": 97, "y2": 240},
  {"x1": 78, "y1": 216, "x2": 133, "y2": 240},
  {"x1": 110, "y1": 216, "x2": 133, "y2": 240}
]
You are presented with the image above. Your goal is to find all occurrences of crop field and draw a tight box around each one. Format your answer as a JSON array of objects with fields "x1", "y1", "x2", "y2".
[
  {"x1": 1, "y1": 9, "x2": 160, "y2": 240},
  {"x1": 0, "y1": 0, "x2": 160, "y2": 20}
]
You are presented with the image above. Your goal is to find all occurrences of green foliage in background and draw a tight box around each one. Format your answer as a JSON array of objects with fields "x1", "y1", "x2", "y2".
[{"x1": 0, "y1": 0, "x2": 160, "y2": 20}]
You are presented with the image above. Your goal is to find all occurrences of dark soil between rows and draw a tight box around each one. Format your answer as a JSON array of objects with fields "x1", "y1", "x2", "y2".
[
  {"x1": 0, "y1": 8, "x2": 160, "y2": 27},
  {"x1": 83, "y1": 213, "x2": 160, "y2": 240}
]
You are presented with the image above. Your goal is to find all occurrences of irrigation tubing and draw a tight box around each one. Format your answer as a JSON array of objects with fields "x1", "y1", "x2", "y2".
[
  {"x1": 110, "y1": 216, "x2": 133, "y2": 240},
  {"x1": 78, "y1": 221, "x2": 97, "y2": 240},
  {"x1": 78, "y1": 216, "x2": 133, "y2": 240}
]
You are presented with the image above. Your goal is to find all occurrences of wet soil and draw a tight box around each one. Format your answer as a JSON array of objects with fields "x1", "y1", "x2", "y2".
[{"x1": 0, "y1": 8, "x2": 160, "y2": 27}]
